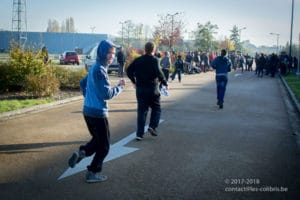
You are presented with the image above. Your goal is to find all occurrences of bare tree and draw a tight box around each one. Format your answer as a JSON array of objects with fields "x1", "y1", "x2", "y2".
[
  {"x1": 153, "y1": 13, "x2": 184, "y2": 50},
  {"x1": 46, "y1": 19, "x2": 60, "y2": 32},
  {"x1": 46, "y1": 17, "x2": 76, "y2": 33}
]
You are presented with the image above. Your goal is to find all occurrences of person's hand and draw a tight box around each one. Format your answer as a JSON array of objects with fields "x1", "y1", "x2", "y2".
[{"x1": 119, "y1": 79, "x2": 126, "y2": 87}]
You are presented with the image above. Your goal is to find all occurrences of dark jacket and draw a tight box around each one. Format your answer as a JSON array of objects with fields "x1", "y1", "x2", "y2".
[
  {"x1": 127, "y1": 54, "x2": 167, "y2": 95},
  {"x1": 211, "y1": 56, "x2": 231, "y2": 76}
]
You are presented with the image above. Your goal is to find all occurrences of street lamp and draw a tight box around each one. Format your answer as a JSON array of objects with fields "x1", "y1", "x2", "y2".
[
  {"x1": 270, "y1": 32, "x2": 280, "y2": 55},
  {"x1": 289, "y1": 0, "x2": 294, "y2": 59},
  {"x1": 167, "y1": 12, "x2": 179, "y2": 51},
  {"x1": 119, "y1": 20, "x2": 129, "y2": 47},
  {"x1": 90, "y1": 26, "x2": 95, "y2": 33}
]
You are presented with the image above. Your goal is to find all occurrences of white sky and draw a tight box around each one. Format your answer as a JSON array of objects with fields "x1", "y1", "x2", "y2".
[{"x1": 1, "y1": 0, "x2": 299, "y2": 47}]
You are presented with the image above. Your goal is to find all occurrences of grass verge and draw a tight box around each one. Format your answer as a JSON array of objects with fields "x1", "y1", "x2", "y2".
[
  {"x1": 0, "y1": 98, "x2": 54, "y2": 113},
  {"x1": 284, "y1": 73, "x2": 300, "y2": 102}
]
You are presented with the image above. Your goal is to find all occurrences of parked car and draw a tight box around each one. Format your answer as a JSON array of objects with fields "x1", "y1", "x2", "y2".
[
  {"x1": 60, "y1": 51, "x2": 80, "y2": 65},
  {"x1": 84, "y1": 44, "x2": 120, "y2": 73}
]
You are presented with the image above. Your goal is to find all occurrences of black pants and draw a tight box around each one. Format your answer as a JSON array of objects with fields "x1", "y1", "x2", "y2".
[
  {"x1": 136, "y1": 88, "x2": 161, "y2": 137},
  {"x1": 80, "y1": 116, "x2": 110, "y2": 173},
  {"x1": 162, "y1": 68, "x2": 170, "y2": 81}
]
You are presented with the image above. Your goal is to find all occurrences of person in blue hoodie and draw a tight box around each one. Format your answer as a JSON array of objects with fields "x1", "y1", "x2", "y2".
[
  {"x1": 68, "y1": 40, "x2": 125, "y2": 183},
  {"x1": 211, "y1": 49, "x2": 231, "y2": 109}
]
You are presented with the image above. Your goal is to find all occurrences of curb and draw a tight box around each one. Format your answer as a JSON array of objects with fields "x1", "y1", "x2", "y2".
[
  {"x1": 0, "y1": 95, "x2": 83, "y2": 121},
  {"x1": 279, "y1": 75, "x2": 300, "y2": 114}
]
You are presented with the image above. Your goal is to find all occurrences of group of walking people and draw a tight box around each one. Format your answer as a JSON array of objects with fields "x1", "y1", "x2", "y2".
[{"x1": 67, "y1": 39, "x2": 231, "y2": 183}]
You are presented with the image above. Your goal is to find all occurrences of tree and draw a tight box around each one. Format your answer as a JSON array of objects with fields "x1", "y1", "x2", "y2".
[
  {"x1": 153, "y1": 13, "x2": 184, "y2": 51},
  {"x1": 219, "y1": 37, "x2": 235, "y2": 51},
  {"x1": 46, "y1": 17, "x2": 76, "y2": 33},
  {"x1": 229, "y1": 25, "x2": 240, "y2": 50},
  {"x1": 64, "y1": 17, "x2": 75, "y2": 33},
  {"x1": 194, "y1": 21, "x2": 218, "y2": 51},
  {"x1": 46, "y1": 19, "x2": 60, "y2": 32}
]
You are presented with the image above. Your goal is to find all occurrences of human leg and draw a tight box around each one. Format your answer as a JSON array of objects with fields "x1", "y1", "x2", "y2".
[
  {"x1": 149, "y1": 95, "x2": 161, "y2": 135},
  {"x1": 178, "y1": 70, "x2": 182, "y2": 82},
  {"x1": 136, "y1": 97, "x2": 149, "y2": 138},
  {"x1": 216, "y1": 76, "x2": 228, "y2": 108},
  {"x1": 84, "y1": 116, "x2": 110, "y2": 173}
]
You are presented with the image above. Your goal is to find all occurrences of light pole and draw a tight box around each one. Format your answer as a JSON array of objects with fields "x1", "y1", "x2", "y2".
[
  {"x1": 238, "y1": 27, "x2": 246, "y2": 52},
  {"x1": 167, "y1": 12, "x2": 179, "y2": 51},
  {"x1": 90, "y1": 26, "x2": 95, "y2": 33},
  {"x1": 289, "y1": 0, "x2": 294, "y2": 59},
  {"x1": 270, "y1": 32, "x2": 280, "y2": 55},
  {"x1": 297, "y1": 32, "x2": 300, "y2": 78},
  {"x1": 119, "y1": 20, "x2": 129, "y2": 47}
]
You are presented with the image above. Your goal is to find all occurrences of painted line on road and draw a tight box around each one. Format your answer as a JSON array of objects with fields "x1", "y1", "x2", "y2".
[{"x1": 58, "y1": 119, "x2": 164, "y2": 180}]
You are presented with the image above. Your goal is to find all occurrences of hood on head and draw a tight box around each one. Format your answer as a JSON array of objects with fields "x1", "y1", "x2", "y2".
[{"x1": 96, "y1": 40, "x2": 117, "y2": 66}]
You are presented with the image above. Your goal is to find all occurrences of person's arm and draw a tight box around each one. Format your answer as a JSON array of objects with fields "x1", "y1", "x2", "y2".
[
  {"x1": 126, "y1": 60, "x2": 136, "y2": 84},
  {"x1": 227, "y1": 58, "x2": 232, "y2": 72},
  {"x1": 79, "y1": 75, "x2": 88, "y2": 97},
  {"x1": 96, "y1": 68, "x2": 123, "y2": 100},
  {"x1": 156, "y1": 59, "x2": 168, "y2": 87}
]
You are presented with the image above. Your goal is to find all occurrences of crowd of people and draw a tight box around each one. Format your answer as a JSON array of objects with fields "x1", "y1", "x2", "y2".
[{"x1": 67, "y1": 38, "x2": 298, "y2": 183}]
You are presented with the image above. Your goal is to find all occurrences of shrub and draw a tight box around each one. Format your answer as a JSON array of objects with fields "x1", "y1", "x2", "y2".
[
  {"x1": 0, "y1": 44, "x2": 60, "y2": 97},
  {"x1": 0, "y1": 62, "x2": 13, "y2": 92},
  {"x1": 54, "y1": 66, "x2": 87, "y2": 89},
  {"x1": 9, "y1": 45, "x2": 46, "y2": 90},
  {"x1": 125, "y1": 48, "x2": 142, "y2": 71},
  {"x1": 25, "y1": 67, "x2": 60, "y2": 97}
]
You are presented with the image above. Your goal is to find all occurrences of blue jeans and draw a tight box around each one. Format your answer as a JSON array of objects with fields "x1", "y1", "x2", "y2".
[
  {"x1": 171, "y1": 69, "x2": 182, "y2": 82},
  {"x1": 136, "y1": 88, "x2": 161, "y2": 137},
  {"x1": 216, "y1": 75, "x2": 228, "y2": 104},
  {"x1": 80, "y1": 116, "x2": 110, "y2": 173}
]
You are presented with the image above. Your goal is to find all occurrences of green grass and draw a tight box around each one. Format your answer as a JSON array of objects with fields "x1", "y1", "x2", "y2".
[
  {"x1": 0, "y1": 98, "x2": 54, "y2": 113},
  {"x1": 284, "y1": 73, "x2": 300, "y2": 102}
]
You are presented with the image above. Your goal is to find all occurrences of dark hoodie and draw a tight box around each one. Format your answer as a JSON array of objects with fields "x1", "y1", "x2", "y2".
[{"x1": 80, "y1": 40, "x2": 123, "y2": 118}]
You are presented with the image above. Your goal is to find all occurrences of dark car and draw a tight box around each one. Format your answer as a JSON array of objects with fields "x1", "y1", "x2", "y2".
[
  {"x1": 84, "y1": 43, "x2": 120, "y2": 73},
  {"x1": 60, "y1": 51, "x2": 80, "y2": 65}
]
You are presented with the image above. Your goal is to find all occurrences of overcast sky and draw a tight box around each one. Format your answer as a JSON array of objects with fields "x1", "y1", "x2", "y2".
[{"x1": 1, "y1": 0, "x2": 299, "y2": 47}]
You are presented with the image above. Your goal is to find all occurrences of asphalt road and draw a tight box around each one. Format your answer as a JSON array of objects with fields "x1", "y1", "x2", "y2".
[{"x1": 0, "y1": 71, "x2": 300, "y2": 200}]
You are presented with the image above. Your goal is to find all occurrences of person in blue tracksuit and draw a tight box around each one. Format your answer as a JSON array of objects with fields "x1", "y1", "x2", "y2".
[
  {"x1": 68, "y1": 40, "x2": 125, "y2": 183},
  {"x1": 211, "y1": 49, "x2": 231, "y2": 109}
]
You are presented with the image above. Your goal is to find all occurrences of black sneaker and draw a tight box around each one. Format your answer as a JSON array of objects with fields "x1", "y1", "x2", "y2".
[
  {"x1": 219, "y1": 103, "x2": 223, "y2": 109},
  {"x1": 68, "y1": 150, "x2": 85, "y2": 168},
  {"x1": 148, "y1": 127, "x2": 158, "y2": 136}
]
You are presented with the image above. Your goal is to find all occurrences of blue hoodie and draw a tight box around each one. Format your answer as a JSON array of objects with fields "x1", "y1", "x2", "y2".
[
  {"x1": 80, "y1": 40, "x2": 123, "y2": 118},
  {"x1": 211, "y1": 55, "x2": 232, "y2": 76}
]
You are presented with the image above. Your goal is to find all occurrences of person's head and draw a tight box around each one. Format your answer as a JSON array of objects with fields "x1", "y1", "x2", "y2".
[
  {"x1": 165, "y1": 51, "x2": 169, "y2": 57},
  {"x1": 221, "y1": 49, "x2": 227, "y2": 56},
  {"x1": 96, "y1": 40, "x2": 117, "y2": 66},
  {"x1": 145, "y1": 42, "x2": 156, "y2": 55}
]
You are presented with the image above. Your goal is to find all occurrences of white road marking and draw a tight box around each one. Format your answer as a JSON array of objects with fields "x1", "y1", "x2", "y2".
[{"x1": 58, "y1": 120, "x2": 164, "y2": 180}]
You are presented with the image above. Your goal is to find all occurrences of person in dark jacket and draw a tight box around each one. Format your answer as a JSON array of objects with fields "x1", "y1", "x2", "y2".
[
  {"x1": 117, "y1": 46, "x2": 126, "y2": 77},
  {"x1": 126, "y1": 41, "x2": 168, "y2": 141},
  {"x1": 211, "y1": 49, "x2": 231, "y2": 109},
  {"x1": 68, "y1": 40, "x2": 125, "y2": 183},
  {"x1": 171, "y1": 54, "x2": 184, "y2": 82}
]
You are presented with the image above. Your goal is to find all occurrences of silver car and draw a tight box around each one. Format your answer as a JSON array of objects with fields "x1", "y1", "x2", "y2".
[{"x1": 84, "y1": 43, "x2": 120, "y2": 73}]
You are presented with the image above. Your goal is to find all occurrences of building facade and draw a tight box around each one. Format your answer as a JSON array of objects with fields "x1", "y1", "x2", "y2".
[{"x1": 0, "y1": 31, "x2": 113, "y2": 54}]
